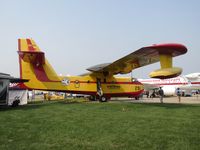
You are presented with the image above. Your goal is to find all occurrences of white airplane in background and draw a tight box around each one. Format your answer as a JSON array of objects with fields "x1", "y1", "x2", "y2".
[
  {"x1": 138, "y1": 73, "x2": 200, "y2": 96},
  {"x1": 185, "y1": 73, "x2": 200, "y2": 89}
]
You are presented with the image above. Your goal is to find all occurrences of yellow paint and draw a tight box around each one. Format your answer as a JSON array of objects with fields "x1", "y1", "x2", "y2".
[
  {"x1": 150, "y1": 53, "x2": 182, "y2": 78},
  {"x1": 18, "y1": 38, "x2": 186, "y2": 96},
  {"x1": 18, "y1": 39, "x2": 143, "y2": 96},
  {"x1": 44, "y1": 93, "x2": 64, "y2": 100},
  {"x1": 149, "y1": 67, "x2": 182, "y2": 78},
  {"x1": 159, "y1": 54, "x2": 172, "y2": 68}
]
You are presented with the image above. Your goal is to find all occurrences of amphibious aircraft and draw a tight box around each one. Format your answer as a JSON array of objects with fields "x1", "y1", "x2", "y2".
[
  {"x1": 17, "y1": 39, "x2": 187, "y2": 101},
  {"x1": 139, "y1": 73, "x2": 200, "y2": 96}
]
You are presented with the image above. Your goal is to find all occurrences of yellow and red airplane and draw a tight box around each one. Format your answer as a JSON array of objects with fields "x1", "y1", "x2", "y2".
[{"x1": 17, "y1": 39, "x2": 187, "y2": 102}]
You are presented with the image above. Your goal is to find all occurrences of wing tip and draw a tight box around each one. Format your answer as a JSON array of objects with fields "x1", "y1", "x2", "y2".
[{"x1": 146, "y1": 43, "x2": 187, "y2": 55}]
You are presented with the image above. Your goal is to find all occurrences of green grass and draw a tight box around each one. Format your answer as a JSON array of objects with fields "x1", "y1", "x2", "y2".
[{"x1": 0, "y1": 100, "x2": 200, "y2": 150}]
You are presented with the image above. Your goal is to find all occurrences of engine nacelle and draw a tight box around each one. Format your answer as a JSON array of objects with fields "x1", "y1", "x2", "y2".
[
  {"x1": 162, "y1": 86, "x2": 176, "y2": 96},
  {"x1": 149, "y1": 67, "x2": 182, "y2": 79}
]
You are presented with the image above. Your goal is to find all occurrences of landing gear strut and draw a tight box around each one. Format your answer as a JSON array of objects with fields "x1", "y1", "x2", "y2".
[{"x1": 97, "y1": 78, "x2": 107, "y2": 102}]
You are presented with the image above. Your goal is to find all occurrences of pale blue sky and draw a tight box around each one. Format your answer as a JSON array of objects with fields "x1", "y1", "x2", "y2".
[{"x1": 0, "y1": 0, "x2": 199, "y2": 78}]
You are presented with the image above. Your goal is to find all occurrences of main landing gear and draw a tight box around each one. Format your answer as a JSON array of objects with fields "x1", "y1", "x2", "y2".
[
  {"x1": 97, "y1": 78, "x2": 107, "y2": 102},
  {"x1": 88, "y1": 78, "x2": 109, "y2": 102},
  {"x1": 89, "y1": 95, "x2": 108, "y2": 102}
]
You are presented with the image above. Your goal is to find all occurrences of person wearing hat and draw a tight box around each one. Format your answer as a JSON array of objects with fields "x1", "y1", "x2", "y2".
[{"x1": 158, "y1": 87, "x2": 164, "y2": 103}]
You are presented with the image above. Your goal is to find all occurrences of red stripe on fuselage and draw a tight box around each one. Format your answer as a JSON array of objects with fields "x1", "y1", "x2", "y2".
[
  {"x1": 151, "y1": 83, "x2": 188, "y2": 86},
  {"x1": 104, "y1": 81, "x2": 142, "y2": 85},
  {"x1": 104, "y1": 90, "x2": 144, "y2": 98},
  {"x1": 191, "y1": 82, "x2": 200, "y2": 85},
  {"x1": 69, "y1": 81, "x2": 142, "y2": 85}
]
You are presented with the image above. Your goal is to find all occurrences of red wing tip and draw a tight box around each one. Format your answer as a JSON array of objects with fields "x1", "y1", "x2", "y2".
[
  {"x1": 149, "y1": 43, "x2": 187, "y2": 49},
  {"x1": 146, "y1": 43, "x2": 187, "y2": 54},
  {"x1": 150, "y1": 43, "x2": 186, "y2": 47}
]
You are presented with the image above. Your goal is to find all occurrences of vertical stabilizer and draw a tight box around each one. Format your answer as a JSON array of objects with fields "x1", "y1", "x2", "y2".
[{"x1": 18, "y1": 39, "x2": 60, "y2": 89}]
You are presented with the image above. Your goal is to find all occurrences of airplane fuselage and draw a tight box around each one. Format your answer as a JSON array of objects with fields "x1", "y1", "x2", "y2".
[{"x1": 20, "y1": 74, "x2": 144, "y2": 99}]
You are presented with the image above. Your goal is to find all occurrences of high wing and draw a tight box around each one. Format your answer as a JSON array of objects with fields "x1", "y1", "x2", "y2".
[{"x1": 87, "y1": 43, "x2": 187, "y2": 79}]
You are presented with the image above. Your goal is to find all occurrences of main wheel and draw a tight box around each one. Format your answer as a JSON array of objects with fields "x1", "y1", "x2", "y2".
[{"x1": 99, "y1": 96, "x2": 108, "y2": 102}]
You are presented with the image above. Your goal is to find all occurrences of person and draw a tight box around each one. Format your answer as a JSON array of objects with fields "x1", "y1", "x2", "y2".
[
  {"x1": 158, "y1": 87, "x2": 164, "y2": 103},
  {"x1": 150, "y1": 89, "x2": 156, "y2": 99},
  {"x1": 176, "y1": 88, "x2": 181, "y2": 102}
]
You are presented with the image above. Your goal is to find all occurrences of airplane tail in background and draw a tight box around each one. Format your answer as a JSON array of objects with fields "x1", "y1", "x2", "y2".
[{"x1": 18, "y1": 39, "x2": 61, "y2": 90}]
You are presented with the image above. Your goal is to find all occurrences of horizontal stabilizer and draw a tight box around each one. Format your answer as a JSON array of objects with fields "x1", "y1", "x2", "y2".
[
  {"x1": 18, "y1": 39, "x2": 45, "y2": 66},
  {"x1": 18, "y1": 51, "x2": 45, "y2": 66},
  {"x1": 18, "y1": 38, "x2": 60, "y2": 84}
]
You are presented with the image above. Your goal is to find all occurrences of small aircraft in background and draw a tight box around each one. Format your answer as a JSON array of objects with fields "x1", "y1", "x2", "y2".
[
  {"x1": 139, "y1": 73, "x2": 200, "y2": 96},
  {"x1": 17, "y1": 39, "x2": 187, "y2": 101}
]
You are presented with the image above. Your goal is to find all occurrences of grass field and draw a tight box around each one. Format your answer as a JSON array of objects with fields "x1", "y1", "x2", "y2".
[{"x1": 0, "y1": 100, "x2": 200, "y2": 150}]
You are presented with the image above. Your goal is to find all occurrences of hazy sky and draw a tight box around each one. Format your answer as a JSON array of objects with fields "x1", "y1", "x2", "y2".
[{"x1": 0, "y1": 0, "x2": 199, "y2": 78}]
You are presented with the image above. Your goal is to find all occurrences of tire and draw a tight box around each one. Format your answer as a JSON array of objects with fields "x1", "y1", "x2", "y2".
[{"x1": 99, "y1": 96, "x2": 108, "y2": 102}]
